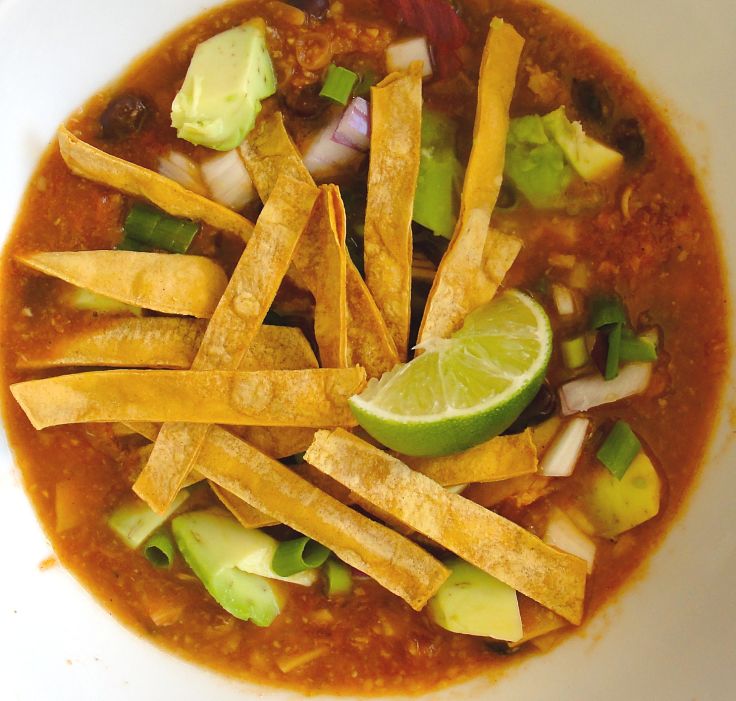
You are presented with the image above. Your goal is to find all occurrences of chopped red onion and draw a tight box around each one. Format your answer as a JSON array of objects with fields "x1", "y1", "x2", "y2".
[
  {"x1": 559, "y1": 362, "x2": 652, "y2": 415},
  {"x1": 157, "y1": 150, "x2": 208, "y2": 196},
  {"x1": 331, "y1": 97, "x2": 371, "y2": 152},
  {"x1": 544, "y1": 508, "x2": 596, "y2": 574},
  {"x1": 386, "y1": 37, "x2": 434, "y2": 78},
  {"x1": 303, "y1": 112, "x2": 365, "y2": 179},
  {"x1": 200, "y1": 149, "x2": 256, "y2": 211}
]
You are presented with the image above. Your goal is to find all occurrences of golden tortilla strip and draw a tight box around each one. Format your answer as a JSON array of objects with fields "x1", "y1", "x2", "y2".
[
  {"x1": 305, "y1": 429, "x2": 587, "y2": 624},
  {"x1": 11, "y1": 367, "x2": 365, "y2": 430},
  {"x1": 418, "y1": 19, "x2": 524, "y2": 344},
  {"x1": 364, "y1": 64, "x2": 423, "y2": 360},
  {"x1": 16, "y1": 319, "x2": 316, "y2": 371},
  {"x1": 512, "y1": 596, "x2": 568, "y2": 647},
  {"x1": 296, "y1": 186, "x2": 348, "y2": 368},
  {"x1": 401, "y1": 430, "x2": 537, "y2": 486},
  {"x1": 134, "y1": 175, "x2": 319, "y2": 513},
  {"x1": 239, "y1": 111, "x2": 313, "y2": 199},
  {"x1": 210, "y1": 482, "x2": 277, "y2": 529},
  {"x1": 58, "y1": 127, "x2": 253, "y2": 242},
  {"x1": 241, "y1": 111, "x2": 397, "y2": 377},
  {"x1": 345, "y1": 263, "x2": 399, "y2": 378},
  {"x1": 125, "y1": 422, "x2": 315, "y2": 463},
  {"x1": 197, "y1": 426, "x2": 449, "y2": 610},
  {"x1": 473, "y1": 228, "x2": 523, "y2": 309},
  {"x1": 18, "y1": 251, "x2": 228, "y2": 319}
]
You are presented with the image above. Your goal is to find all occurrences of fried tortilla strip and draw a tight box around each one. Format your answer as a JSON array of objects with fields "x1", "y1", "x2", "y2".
[
  {"x1": 11, "y1": 367, "x2": 365, "y2": 430},
  {"x1": 58, "y1": 127, "x2": 253, "y2": 242},
  {"x1": 401, "y1": 430, "x2": 537, "y2": 486},
  {"x1": 305, "y1": 429, "x2": 587, "y2": 624},
  {"x1": 18, "y1": 251, "x2": 228, "y2": 318},
  {"x1": 473, "y1": 228, "x2": 523, "y2": 309},
  {"x1": 239, "y1": 111, "x2": 313, "y2": 197},
  {"x1": 16, "y1": 319, "x2": 316, "y2": 371},
  {"x1": 296, "y1": 186, "x2": 348, "y2": 367},
  {"x1": 418, "y1": 19, "x2": 524, "y2": 344},
  {"x1": 364, "y1": 64, "x2": 422, "y2": 360},
  {"x1": 211, "y1": 483, "x2": 277, "y2": 529},
  {"x1": 197, "y1": 426, "x2": 449, "y2": 610},
  {"x1": 135, "y1": 175, "x2": 319, "y2": 513},
  {"x1": 241, "y1": 111, "x2": 397, "y2": 377}
]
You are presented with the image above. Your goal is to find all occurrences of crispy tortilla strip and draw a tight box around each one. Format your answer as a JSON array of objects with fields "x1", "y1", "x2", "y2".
[
  {"x1": 418, "y1": 19, "x2": 524, "y2": 344},
  {"x1": 18, "y1": 251, "x2": 228, "y2": 318},
  {"x1": 197, "y1": 426, "x2": 449, "y2": 610},
  {"x1": 239, "y1": 111, "x2": 313, "y2": 199},
  {"x1": 58, "y1": 127, "x2": 253, "y2": 242},
  {"x1": 211, "y1": 483, "x2": 277, "y2": 529},
  {"x1": 512, "y1": 596, "x2": 568, "y2": 647},
  {"x1": 364, "y1": 65, "x2": 422, "y2": 360},
  {"x1": 16, "y1": 319, "x2": 316, "y2": 371},
  {"x1": 305, "y1": 429, "x2": 587, "y2": 624},
  {"x1": 297, "y1": 186, "x2": 348, "y2": 367},
  {"x1": 464, "y1": 473, "x2": 555, "y2": 510},
  {"x1": 241, "y1": 111, "x2": 398, "y2": 377},
  {"x1": 345, "y1": 264, "x2": 399, "y2": 377},
  {"x1": 11, "y1": 367, "x2": 365, "y2": 430},
  {"x1": 473, "y1": 228, "x2": 522, "y2": 308},
  {"x1": 135, "y1": 175, "x2": 319, "y2": 513},
  {"x1": 401, "y1": 430, "x2": 537, "y2": 486}
]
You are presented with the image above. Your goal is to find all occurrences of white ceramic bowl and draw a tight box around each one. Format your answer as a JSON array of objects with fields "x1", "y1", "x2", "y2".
[{"x1": 1, "y1": 1, "x2": 734, "y2": 699}]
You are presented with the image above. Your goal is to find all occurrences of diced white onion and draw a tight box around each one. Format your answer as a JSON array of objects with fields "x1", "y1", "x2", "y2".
[
  {"x1": 559, "y1": 362, "x2": 652, "y2": 415},
  {"x1": 200, "y1": 149, "x2": 256, "y2": 211},
  {"x1": 540, "y1": 417, "x2": 589, "y2": 477},
  {"x1": 551, "y1": 282, "x2": 576, "y2": 316},
  {"x1": 386, "y1": 36, "x2": 433, "y2": 78},
  {"x1": 302, "y1": 113, "x2": 365, "y2": 179},
  {"x1": 157, "y1": 150, "x2": 208, "y2": 196},
  {"x1": 332, "y1": 97, "x2": 370, "y2": 152},
  {"x1": 544, "y1": 508, "x2": 596, "y2": 574}
]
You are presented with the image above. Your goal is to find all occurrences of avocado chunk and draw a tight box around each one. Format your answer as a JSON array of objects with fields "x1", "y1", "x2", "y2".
[
  {"x1": 542, "y1": 107, "x2": 624, "y2": 182},
  {"x1": 172, "y1": 509, "x2": 294, "y2": 626},
  {"x1": 108, "y1": 489, "x2": 189, "y2": 549},
  {"x1": 413, "y1": 109, "x2": 463, "y2": 239},
  {"x1": 582, "y1": 451, "x2": 661, "y2": 538},
  {"x1": 171, "y1": 20, "x2": 276, "y2": 150},
  {"x1": 427, "y1": 558, "x2": 522, "y2": 642},
  {"x1": 504, "y1": 114, "x2": 573, "y2": 209}
]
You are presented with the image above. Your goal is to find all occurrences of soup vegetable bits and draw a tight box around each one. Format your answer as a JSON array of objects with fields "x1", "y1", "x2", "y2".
[{"x1": 0, "y1": 0, "x2": 728, "y2": 695}]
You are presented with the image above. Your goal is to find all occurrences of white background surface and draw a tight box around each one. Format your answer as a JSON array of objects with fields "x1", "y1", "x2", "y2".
[{"x1": 0, "y1": 0, "x2": 734, "y2": 699}]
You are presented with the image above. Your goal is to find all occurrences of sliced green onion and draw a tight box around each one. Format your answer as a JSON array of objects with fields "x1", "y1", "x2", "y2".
[
  {"x1": 604, "y1": 322, "x2": 623, "y2": 380},
  {"x1": 123, "y1": 203, "x2": 200, "y2": 254},
  {"x1": 319, "y1": 64, "x2": 358, "y2": 105},
  {"x1": 561, "y1": 335, "x2": 589, "y2": 370},
  {"x1": 324, "y1": 558, "x2": 353, "y2": 597},
  {"x1": 143, "y1": 530, "x2": 176, "y2": 569},
  {"x1": 589, "y1": 295, "x2": 627, "y2": 329},
  {"x1": 596, "y1": 420, "x2": 642, "y2": 479},
  {"x1": 272, "y1": 536, "x2": 330, "y2": 577},
  {"x1": 619, "y1": 334, "x2": 658, "y2": 362},
  {"x1": 116, "y1": 237, "x2": 152, "y2": 252}
]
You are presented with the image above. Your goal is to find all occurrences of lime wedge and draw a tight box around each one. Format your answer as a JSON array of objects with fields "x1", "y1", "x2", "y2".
[{"x1": 349, "y1": 290, "x2": 553, "y2": 456}]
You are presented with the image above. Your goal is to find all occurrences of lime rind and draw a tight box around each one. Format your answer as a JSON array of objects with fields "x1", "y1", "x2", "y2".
[{"x1": 348, "y1": 290, "x2": 552, "y2": 456}]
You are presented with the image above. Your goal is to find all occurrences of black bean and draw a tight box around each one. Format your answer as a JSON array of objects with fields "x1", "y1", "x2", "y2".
[
  {"x1": 485, "y1": 641, "x2": 519, "y2": 656},
  {"x1": 504, "y1": 382, "x2": 557, "y2": 434},
  {"x1": 571, "y1": 79, "x2": 612, "y2": 124},
  {"x1": 286, "y1": 0, "x2": 329, "y2": 20},
  {"x1": 99, "y1": 93, "x2": 152, "y2": 140},
  {"x1": 280, "y1": 82, "x2": 328, "y2": 119},
  {"x1": 611, "y1": 118, "x2": 645, "y2": 163}
]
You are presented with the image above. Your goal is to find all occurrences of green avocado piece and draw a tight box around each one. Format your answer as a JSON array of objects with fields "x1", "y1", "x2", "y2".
[
  {"x1": 172, "y1": 510, "x2": 285, "y2": 626},
  {"x1": 171, "y1": 20, "x2": 276, "y2": 150},
  {"x1": 582, "y1": 451, "x2": 661, "y2": 538},
  {"x1": 413, "y1": 109, "x2": 463, "y2": 239},
  {"x1": 542, "y1": 107, "x2": 624, "y2": 182},
  {"x1": 108, "y1": 489, "x2": 189, "y2": 549},
  {"x1": 427, "y1": 558, "x2": 522, "y2": 642},
  {"x1": 504, "y1": 114, "x2": 573, "y2": 209}
]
